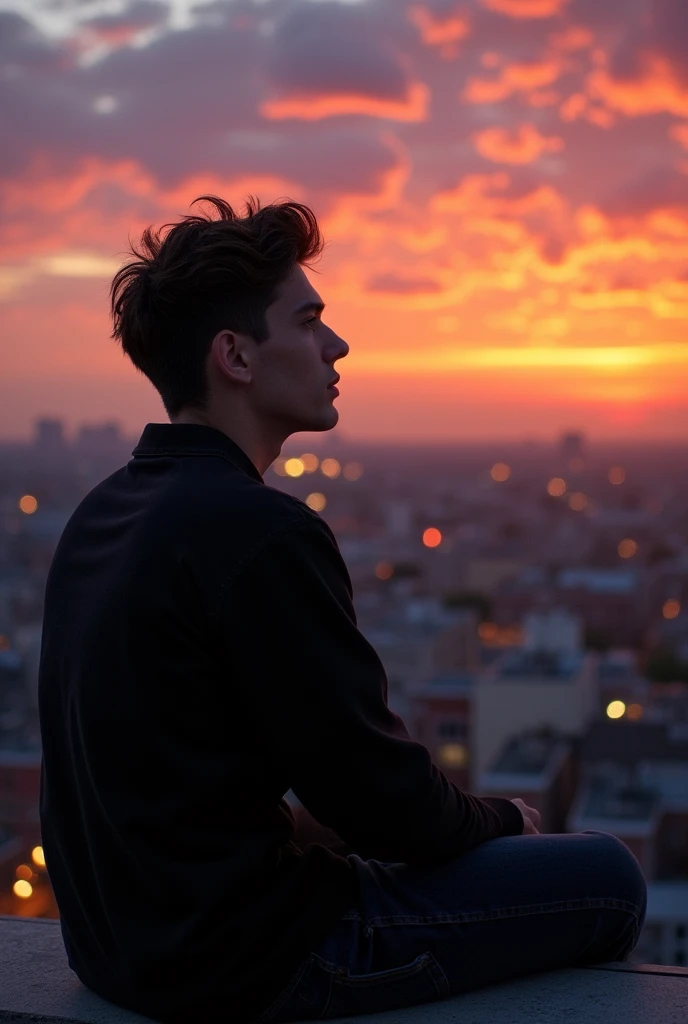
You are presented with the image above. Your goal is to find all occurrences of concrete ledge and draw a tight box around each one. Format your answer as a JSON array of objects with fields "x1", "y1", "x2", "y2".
[{"x1": 1, "y1": 916, "x2": 686, "y2": 1024}]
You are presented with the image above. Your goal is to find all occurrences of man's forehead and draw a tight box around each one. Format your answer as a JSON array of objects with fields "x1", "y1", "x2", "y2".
[{"x1": 274, "y1": 267, "x2": 323, "y2": 312}]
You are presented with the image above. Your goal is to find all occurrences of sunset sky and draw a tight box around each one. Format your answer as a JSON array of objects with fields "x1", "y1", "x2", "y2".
[{"x1": 1, "y1": 0, "x2": 687, "y2": 443}]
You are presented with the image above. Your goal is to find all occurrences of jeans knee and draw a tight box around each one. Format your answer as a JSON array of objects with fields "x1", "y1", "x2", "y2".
[{"x1": 581, "y1": 831, "x2": 647, "y2": 921}]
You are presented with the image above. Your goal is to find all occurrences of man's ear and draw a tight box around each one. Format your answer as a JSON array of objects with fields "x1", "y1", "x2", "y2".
[{"x1": 212, "y1": 329, "x2": 253, "y2": 386}]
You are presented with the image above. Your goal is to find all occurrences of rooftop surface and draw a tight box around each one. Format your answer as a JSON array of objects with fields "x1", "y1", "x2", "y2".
[{"x1": 1, "y1": 916, "x2": 686, "y2": 1024}]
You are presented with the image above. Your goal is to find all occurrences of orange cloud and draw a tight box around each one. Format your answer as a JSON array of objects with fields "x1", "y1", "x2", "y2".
[
  {"x1": 587, "y1": 56, "x2": 688, "y2": 118},
  {"x1": 473, "y1": 123, "x2": 564, "y2": 163},
  {"x1": 464, "y1": 59, "x2": 562, "y2": 103},
  {"x1": 260, "y1": 82, "x2": 429, "y2": 121},
  {"x1": 408, "y1": 5, "x2": 470, "y2": 52},
  {"x1": 669, "y1": 122, "x2": 688, "y2": 151},
  {"x1": 480, "y1": 0, "x2": 570, "y2": 18}
]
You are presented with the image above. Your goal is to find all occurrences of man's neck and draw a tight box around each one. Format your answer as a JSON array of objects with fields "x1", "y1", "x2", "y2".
[{"x1": 170, "y1": 410, "x2": 282, "y2": 476}]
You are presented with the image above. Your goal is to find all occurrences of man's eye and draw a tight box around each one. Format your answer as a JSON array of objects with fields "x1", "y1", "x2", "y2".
[{"x1": 305, "y1": 316, "x2": 319, "y2": 328}]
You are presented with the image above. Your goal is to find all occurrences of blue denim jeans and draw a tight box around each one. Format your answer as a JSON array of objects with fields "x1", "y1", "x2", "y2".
[{"x1": 256, "y1": 830, "x2": 647, "y2": 1022}]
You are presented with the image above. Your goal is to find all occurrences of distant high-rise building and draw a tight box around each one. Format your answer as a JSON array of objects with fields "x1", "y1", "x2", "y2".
[
  {"x1": 75, "y1": 422, "x2": 123, "y2": 453},
  {"x1": 33, "y1": 418, "x2": 65, "y2": 453},
  {"x1": 559, "y1": 430, "x2": 586, "y2": 464}
]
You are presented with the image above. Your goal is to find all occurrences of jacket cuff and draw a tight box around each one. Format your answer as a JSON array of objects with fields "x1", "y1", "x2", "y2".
[{"x1": 481, "y1": 796, "x2": 525, "y2": 837}]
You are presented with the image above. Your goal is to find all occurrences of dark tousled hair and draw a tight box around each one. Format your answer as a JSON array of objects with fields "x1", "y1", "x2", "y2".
[{"x1": 110, "y1": 195, "x2": 324, "y2": 417}]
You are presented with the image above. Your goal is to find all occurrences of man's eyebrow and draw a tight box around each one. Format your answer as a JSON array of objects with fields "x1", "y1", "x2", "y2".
[{"x1": 293, "y1": 300, "x2": 325, "y2": 317}]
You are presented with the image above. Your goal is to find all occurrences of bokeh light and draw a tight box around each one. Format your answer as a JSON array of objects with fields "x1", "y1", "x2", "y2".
[
  {"x1": 608, "y1": 467, "x2": 626, "y2": 485},
  {"x1": 568, "y1": 492, "x2": 588, "y2": 511},
  {"x1": 343, "y1": 462, "x2": 363, "y2": 481},
  {"x1": 284, "y1": 458, "x2": 305, "y2": 478},
  {"x1": 305, "y1": 492, "x2": 326, "y2": 512},
  {"x1": 437, "y1": 743, "x2": 468, "y2": 768},
  {"x1": 422, "y1": 527, "x2": 442, "y2": 548},
  {"x1": 547, "y1": 478, "x2": 566, "y2": 497},
  {"x1": 663, "y1": 599, "x2": 681, "y2": 619},
  {"x1": 19, "y1": 495, "x2": 38, "y2": 514},
  {"x1": 300, "y1": 453, "x2": 319, "y2": 473},
  {"x1": 375, "y1": 561, "x2": 394, "y2": 580},
  {"x1": 320, "y1": 458, "x2": 341, "y2": 479},
  {"x1": 13, "y1": 880, "x2": 33, "y2": 899},
  {"x1": 607, "y1": 700, "x2": 626, "y2": 719},
  {"x1": 31, "y1": 846, "x2": 45, "y2": 867},
  {"x1": 618, "y1": 538, "x2": 638, "y2": 559},
  {"x1": 627, "y1": 704, "x2": 643, "y2": 721},
  {"x1": 491, "y1": 463, "x2": 511, "y2": 482}
]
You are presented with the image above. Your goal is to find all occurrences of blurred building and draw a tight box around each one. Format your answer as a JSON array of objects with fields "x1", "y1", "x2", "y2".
[
  {"x1": 476, "y1": 727, "x2": 578, "y2": 834},
  {"x1": 407, "y1": 673, "x2": 474, "y2": 791},
  {"x1": 473, "y1": 644, "x2": 597, "y2": 783},
  {"x1": 567, "y1": 720, "x2": 688, "y2": 882},
  {"x1": 32, "y1": 419, "x2": 66, "y2": 456}
]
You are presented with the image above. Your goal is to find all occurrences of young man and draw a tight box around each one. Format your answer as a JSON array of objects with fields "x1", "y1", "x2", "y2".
[{"x1": 38, "y1": 196, "x2": 647, "y2": 1023}]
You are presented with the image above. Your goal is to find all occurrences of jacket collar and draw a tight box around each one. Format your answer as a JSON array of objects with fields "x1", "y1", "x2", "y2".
[{"x1": 131, "y1": 423, "x2": 264, "y2": 483}]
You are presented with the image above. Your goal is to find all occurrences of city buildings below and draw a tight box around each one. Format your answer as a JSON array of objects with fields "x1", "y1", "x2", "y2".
[{"x1": 476, "y1": 727, "x2": 578, "y2": 835}]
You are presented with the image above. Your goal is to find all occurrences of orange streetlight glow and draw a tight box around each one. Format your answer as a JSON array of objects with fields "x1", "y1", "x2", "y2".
[
  {"x1": 305, "y1": 492, "x2": 326, "y2": 512},
  {"x1": 321, "y1": 458, "x2": 341, "y2": 479},
  {"x1": 491, "y1": 462, "x2": 511, "y2": 482},
  {"x1": 13, "y1": 880, "x2": 33, "y2": 899},
  {"x1": 31, "y1": 846, "x2": 46, "y2": 867},
  {"x1": 569, "y1": 492, "x2": 588, "y2": 511},
  {"x1": 423, "y1": 527, "x2": 442, "y2": 548},
  {"x1": 299, "y1": 453, "x2": 319, "y2": 473},
  {"x1": 663, "y1": 599, "x2": 681, "y2": 619},
  {"x1": 618, "y1": 538, "x2": 638, "y2": 559},
  {"x1": 375, "y1": 561, "x2": 394, "y2": 580},
  {"x1": 343, "y1": 462, "x2": 363, "y2": 481},
  {"x1": 547, "y1": 478, "x2": 566, "y2": 497},
  {"x1": 608, "y1": 466, "x2": 626, "y2": 485},
  {"x1": 627, "y1": 704, "x2": 643, "y2": 720},
  {"x1": 19, "y1": 495, "x2": 38, "y2": 514}
]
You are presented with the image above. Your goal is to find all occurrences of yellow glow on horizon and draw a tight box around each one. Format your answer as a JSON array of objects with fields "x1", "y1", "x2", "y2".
[{"x1": 345, "y1": 343, "x2": 688, "y2": 374}]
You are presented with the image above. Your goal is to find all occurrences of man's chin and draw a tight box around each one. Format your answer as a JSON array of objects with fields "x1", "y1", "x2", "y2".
[{"x1": 301, "y1": 407, "x2": 339, "y2": 433}]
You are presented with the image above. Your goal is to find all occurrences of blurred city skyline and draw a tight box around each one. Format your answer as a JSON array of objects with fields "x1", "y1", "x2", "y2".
[{"x1": 1, "y1": 0, "x2": 687, "y2": 442}]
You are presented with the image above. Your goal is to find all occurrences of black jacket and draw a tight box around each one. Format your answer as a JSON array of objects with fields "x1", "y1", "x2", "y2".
[{"x1": 38, "y1": 422, "x2": 524, "y2": 1021}]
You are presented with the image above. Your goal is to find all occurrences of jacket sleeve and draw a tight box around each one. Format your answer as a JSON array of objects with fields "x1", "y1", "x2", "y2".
[{"x1": 220, "y1": 510, "x2": 524, "y2": 865}]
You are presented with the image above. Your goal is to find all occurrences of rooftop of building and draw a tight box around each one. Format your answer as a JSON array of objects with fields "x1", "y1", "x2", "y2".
[
  {"x1": 581, "y1": 720, "x2": 688, "y2": 767},
  {"x1": 486, "y1": 729, "x2": 571, "y2": 776},
  {"x1": 0, "y1": 916, "x2": 686, "y2": 1024},
  {"x1": 495, "y1": 648, "x2": 584, "y2": 681}
]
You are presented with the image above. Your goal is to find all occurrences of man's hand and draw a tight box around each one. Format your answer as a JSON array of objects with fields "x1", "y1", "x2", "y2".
[{"x1": 510, "y1": 798, "x2": 542, "y2": 835}]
